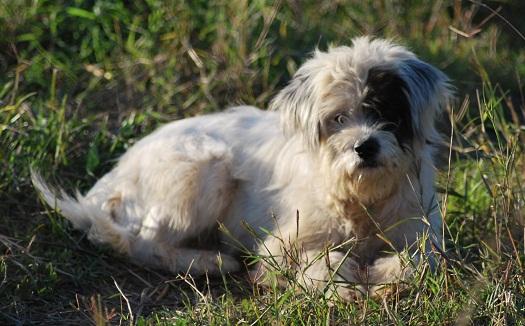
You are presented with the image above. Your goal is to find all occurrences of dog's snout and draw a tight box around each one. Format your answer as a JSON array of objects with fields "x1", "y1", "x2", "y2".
[{"x1": 354, "y1": 137, "x2": 380, "y2": 161}]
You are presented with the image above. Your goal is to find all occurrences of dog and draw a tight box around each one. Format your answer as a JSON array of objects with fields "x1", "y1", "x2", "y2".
[{"x1": 32, "y1": 37, "x2": 452, "y2": 299}]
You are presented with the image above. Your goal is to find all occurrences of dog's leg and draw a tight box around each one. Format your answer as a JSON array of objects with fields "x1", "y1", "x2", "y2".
[
  {"x1": 86, "y1": 208, "x2": 241, "y2": 275},
  {"x1": 297, "y1": 250, "x2": 367, "y2": 300},
  {"x1": 128, "y1": 238, "x2": 240, "y2": 275},
  {"x1": 35, "y1": 134, "x2": 241, "y2": 275},
  {"x1": 362, "y1": 254, "x2": 413, "y2": 297},
  {"x1": 364, "y1": 237, "x2": 440, "y2": 297},
  {"x1": 99, "y1": 135, "x2": 240, "y2": 275},
  {"x1": 256, "y1": 232, "x2": 367, "y2": 300}
]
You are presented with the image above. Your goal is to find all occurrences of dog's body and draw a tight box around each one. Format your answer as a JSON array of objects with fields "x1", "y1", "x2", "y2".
[{"x1": 33, "y1": 37, "x2": 451, "y2": 299}]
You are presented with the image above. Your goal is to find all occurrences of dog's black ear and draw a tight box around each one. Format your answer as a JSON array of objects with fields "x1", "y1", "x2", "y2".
[
  {"x1": 399, "y1": 59, "x2": 453, "y2": 142},
  {"x1": 269, "y1": 68, "x2": 321, "y2": 150},
  {"x1": 364, "y1": 68, "x2": 413, "y2": 146}
]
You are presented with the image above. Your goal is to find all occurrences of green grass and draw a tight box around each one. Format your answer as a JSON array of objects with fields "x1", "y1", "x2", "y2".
[{"x1": 1, "y1": 0, "x2": 524, "y2": 324}]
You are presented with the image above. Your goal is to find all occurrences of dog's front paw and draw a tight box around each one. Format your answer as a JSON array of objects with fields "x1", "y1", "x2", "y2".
[
  {"x1": 366, "y1": 254, "x2": 412, "y2": 284},
  {"x1": 322, "y1": 253, "x2": 367, "y2": 301},
  {"x1": 327, "y1": 283, "x2": 367, "y2": 302},
  {"x1": 362, "y1": 254, "x2": 413, "y2": 298}
]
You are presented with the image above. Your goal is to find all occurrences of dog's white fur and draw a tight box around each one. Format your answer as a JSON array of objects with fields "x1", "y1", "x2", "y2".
[{"x1": 32, "y1": 37, "x2": 451, "y2": 299}]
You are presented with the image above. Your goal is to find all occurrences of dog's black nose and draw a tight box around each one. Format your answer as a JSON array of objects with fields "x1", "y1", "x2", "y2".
[{"x1": 354, "y1": 137, "x2": 380, "y2": 161}]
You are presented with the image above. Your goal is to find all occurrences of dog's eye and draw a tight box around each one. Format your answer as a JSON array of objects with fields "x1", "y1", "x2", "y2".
[{"x1": 334, "y1": 113, "x2": 348, "y2": 125}]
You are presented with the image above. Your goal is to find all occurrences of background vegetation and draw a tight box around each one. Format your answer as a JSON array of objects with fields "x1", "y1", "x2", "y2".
[{"x1": 1, "y1": 0, "x2": 524, "y2": 324}]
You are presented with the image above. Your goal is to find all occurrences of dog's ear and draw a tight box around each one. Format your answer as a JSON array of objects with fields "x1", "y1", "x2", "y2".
[
  {"x1": 269, "y1": 67, "x2": 321, "y2": 150},
  {"x1": 399, "y1": 59, "x2": 453, "y2": 143}
]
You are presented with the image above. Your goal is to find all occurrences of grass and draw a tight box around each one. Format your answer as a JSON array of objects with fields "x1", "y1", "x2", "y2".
[{"x1": 1, "y1": 0, "x2": 524, "y2": 324}]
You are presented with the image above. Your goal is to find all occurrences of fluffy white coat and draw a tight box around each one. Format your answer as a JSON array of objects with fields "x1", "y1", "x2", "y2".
[{"x1": 32, "y1": 37, "x2": 451, "y2": 299}]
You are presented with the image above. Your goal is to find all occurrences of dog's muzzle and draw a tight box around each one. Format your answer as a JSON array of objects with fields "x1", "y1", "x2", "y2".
[{"x1": 354, "y1": 137, "x2": 380, "y2": 168}]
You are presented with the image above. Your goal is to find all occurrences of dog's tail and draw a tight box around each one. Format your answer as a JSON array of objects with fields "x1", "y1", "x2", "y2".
[
  {"x1": 30, "y1": 169, "x2": 94, "y2": 231},
  {"x1": 31, "y1": 169, "x2": 133, "y2": 255}
]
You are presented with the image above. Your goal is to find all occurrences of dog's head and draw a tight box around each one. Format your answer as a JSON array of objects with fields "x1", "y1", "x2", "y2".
[{"x1": 270, "y1": 37, "x2": 452, "y2": 202}]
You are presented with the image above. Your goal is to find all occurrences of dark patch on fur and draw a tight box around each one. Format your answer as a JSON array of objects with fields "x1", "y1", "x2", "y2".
[
  {"x1": 180, "y1": 225, "x2": 222, "y2": 249},
  {"x1": 363, "y1": 68, "x2": 413, "y2": 147}
]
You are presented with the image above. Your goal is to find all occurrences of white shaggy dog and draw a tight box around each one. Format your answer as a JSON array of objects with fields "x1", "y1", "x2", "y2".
[{"x1": 32, "y1": 37, "x2": 451, "y2": 299}]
